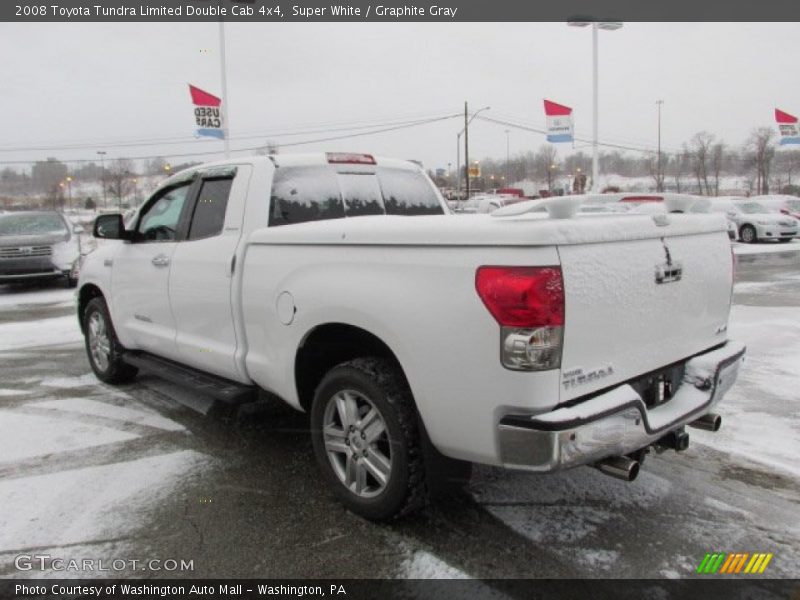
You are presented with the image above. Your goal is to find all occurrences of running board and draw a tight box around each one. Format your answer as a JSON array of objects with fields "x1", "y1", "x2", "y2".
[{"x1": 123, "y1": 351, "x2": 257, "y2": 406}]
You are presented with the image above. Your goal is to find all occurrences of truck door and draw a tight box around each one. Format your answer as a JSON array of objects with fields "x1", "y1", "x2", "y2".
[
  {"x1": 169, "y1": 165, "x2": 250, "y2": 382},
  {"x1": 111, "y1": 179, "x2": 197, "y2": 360}
]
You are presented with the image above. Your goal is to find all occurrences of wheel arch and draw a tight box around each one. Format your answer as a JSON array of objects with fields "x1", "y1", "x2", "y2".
[
  {"x1": 77, "y1": 283, "x2": 106, "y2": 333},
  {"x1": 294, "y1": 323, "x2": 411, "y2": 413}
]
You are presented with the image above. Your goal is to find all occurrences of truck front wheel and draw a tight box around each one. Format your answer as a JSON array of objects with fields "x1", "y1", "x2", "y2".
[
  {"x1": 83, "y1": 297, "x2": 138, "y2": 384},
  {"x1": 310, "y1": 358, "x2": 426, "y2": 520}
]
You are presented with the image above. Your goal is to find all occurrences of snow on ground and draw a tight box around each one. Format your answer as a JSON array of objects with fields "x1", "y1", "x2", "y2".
[
  {"x1": 0, "y1": 450, "x2": 209, "y2": 554},
  {"x1": 0, "y1": 411, "x2": 138, "y2": 462},
  {"x1": 35, "y1": 396, "x2": 185, "y2": 432},
  {"x1": 691, "y1": 304, "x2": 800, "y2": 476},
  {"x1": 401, "y1": 549, "x2": 470, "y2": 579},
  {"x1": 0, "y1": 287, "x2": 74, "y2": 309},
  {"x1": 733, "y1": 239, "x2": 800, "y2": 255},
  {"x1": 471, "y1": 467, "x2": 673, "y2": 574},
  {"x1": 0, "y1": 315, "x2": 82, "y2": 351}
]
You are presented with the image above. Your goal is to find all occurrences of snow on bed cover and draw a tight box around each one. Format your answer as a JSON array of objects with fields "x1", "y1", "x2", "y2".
[
  {"x1": 250, "y1": 212, "x2": 727, "y2": 247},
  {"x1": 0, "y1": 315, "x2": 82, "y2": 351}
]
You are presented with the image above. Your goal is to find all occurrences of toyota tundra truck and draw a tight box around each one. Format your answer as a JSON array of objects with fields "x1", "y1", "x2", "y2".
[{"x1": 77, "y1": 153, "x2": 745, "y2": 520}]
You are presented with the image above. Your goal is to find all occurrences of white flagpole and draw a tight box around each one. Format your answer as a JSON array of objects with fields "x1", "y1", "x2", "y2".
[{"x1": 218, "y1": 20, "x2": 231, "y2": 158}]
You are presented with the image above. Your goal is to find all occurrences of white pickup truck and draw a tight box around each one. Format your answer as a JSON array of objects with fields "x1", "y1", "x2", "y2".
[{"x1": 78, "y1": 153, "x2": 745, "y2": 520}]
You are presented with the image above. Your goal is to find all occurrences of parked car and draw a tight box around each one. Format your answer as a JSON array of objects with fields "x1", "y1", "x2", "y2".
[
  {"x1": 709, "y1": 198, "x2": 798, "y2": 243},
  {"x1": 750, "y1": 195, "x2": 800, "y2": 221},
  {"x1": 455, "y1": 194, "x2": 523, "y2": 214},
  {"x1": 0, "y1": 211, "x2": 83, "y2": 287},
  {"x1": 78, "y1": 154, "x2": 744, "y2": 520}
]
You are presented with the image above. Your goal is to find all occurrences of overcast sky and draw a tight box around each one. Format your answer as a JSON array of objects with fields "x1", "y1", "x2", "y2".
[{"x1": 2, "y1": 22, "x2": 799, "y2": 172}]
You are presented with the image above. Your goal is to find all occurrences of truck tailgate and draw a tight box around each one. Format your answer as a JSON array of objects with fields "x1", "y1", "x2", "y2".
[{"x1": 558, "y1": 230, "x2": 732, "y2": 403}]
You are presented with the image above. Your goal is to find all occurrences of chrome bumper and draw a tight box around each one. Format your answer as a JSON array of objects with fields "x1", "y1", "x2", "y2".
[{"x1": 498, "y1": 341, "x2": 746, "y2": 471}]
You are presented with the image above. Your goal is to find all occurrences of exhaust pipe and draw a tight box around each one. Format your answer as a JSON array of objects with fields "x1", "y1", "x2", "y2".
[
  {"x1": 595, "y1": 456, "x2": 640, "y2": 482},
  {"x1": 689, "y1": 413, "x2": 722, "y2": 432}
]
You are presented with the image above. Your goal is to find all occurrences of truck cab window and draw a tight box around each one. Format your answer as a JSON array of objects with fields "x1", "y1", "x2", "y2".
[
  {"x1": 188, "y1": 178, "x2": 233, "y2": 240},
  {"x1": 269, "y1": 166, "x2": 345, "y2": 227},
  {"x1": 378, "y1": 169, "x2": 444, "y2": 216},
  {"x1": 137, "y1": 183, "x2": 192, "y2": 242},
  {"x1": 338, "y1": 173, "x2": 385, "y2": 217}
]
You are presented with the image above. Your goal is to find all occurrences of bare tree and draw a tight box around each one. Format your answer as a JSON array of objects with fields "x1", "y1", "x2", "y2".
[
  {"x1": 105, "y1": 159, "x2": 136, "y2": 208},
  {"x1": 670, "y1": 146, "x2": 691, "y2": 193},
  {"x1": 774, "y1": 149, "x2": 800, "y2": 192},
  {"x1": 746, "y1": 127, "x2": 776, "y2": 195},
  {"x1": 689, "y1": 132, "x2": 715, "y2": 195},
  {"x1": 534, "y1": 145, "x2": 559, "y2": 191},
  {"x1": 710, "y1": 142, "x2": 725, "y2": 196}
]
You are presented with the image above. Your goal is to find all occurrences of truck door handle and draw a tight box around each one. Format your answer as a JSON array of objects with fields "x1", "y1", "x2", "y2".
[{"x1": 151, "y1": 255, "x2": 170, "y2": 267}]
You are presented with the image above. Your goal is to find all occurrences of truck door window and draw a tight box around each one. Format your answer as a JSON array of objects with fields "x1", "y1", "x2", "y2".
[
  {"x1": 187, "y1": 178, "x2": 233, "y2": 240},
  {"x1": 337, "y1": 173, "x2": 385, "y2": 217},
  {"x1": 137, "y1": 183, "x2": 192, "y2": 242},
  {"x1": 269, "y1": 166, "x2": 344, "y2": 227}
]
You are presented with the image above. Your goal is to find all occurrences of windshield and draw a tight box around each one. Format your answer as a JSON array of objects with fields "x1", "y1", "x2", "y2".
[
  {"x1": 786, "y1": 200, "x2": 800, "y2": 211},
  {"x1": 739, "y1": 202, "x2": 767, "y2": 214},
  {"x1": 0, "y1": 213, "x2": 67, "y2": 236}
]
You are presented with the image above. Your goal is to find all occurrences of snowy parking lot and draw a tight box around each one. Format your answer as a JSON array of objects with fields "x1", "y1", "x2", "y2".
[{"x1": 0, "y1": 243, "x2": 798, "y2": 580}]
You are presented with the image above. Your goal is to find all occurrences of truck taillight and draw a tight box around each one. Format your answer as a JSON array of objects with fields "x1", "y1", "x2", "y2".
[{"x1": 475, "y1": 266, "x2": 565, "y2": 371}]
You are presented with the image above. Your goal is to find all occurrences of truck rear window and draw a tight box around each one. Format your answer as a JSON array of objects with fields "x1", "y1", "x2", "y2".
[{"x1": 268, "y1": 165, "x2": 443, "y2": 227}]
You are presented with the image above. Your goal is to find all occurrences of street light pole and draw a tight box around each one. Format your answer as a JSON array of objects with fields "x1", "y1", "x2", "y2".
[
  {"x1": 96, "y1": 151, "x2": 107, "y2": 209},
  {"x1": 656, "y1": 99, "x2": 664, "y2": 192},
  {"x1": 464, "y1": 102, "x2": 470, "y2": 200},
  {"x1": 568, "y1": 19, "x2": 623, "y2": 193}
]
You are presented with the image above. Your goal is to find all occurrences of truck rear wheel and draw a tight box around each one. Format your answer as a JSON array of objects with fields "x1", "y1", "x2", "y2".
[
  {"x1": 83, "y1": 297, "x2": 138, "y2": 384},
  {"x1": 310, "y1": 358, "x2": 426, "y2": 520}
]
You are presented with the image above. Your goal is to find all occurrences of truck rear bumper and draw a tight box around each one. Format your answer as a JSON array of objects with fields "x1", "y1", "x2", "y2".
[{"x1": 497, "y1": 341, "x2": 746, "y2": 471}]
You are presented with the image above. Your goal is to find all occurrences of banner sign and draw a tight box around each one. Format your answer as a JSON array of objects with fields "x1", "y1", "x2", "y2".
[
  {"x1": 544, "y1": 99, "x2": 573, "y2": 143},
  {"x1": 189, "y1": 84, "x2": 225, "y2": 139},
  {"x1": 776, "y1": 108, "x2": 800, "y2": 145}
]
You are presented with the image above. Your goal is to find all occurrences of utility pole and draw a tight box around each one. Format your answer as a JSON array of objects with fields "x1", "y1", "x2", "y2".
[
  {"x1": 656, "y1": 100, "x2": 664, "y2": 192},
  {"x1": 464, "y1": 101, "x2": 470, "y2": 200},
  {"x1": 218, "y1": 20, "x2": 231, "y2": 158}
]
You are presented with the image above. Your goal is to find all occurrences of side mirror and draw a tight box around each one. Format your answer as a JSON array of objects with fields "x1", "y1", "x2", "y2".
[
  {"x1": 72, "y1": 224, "x2": 85, "y2": 234},
  {"x1": 726, "y1": 211, "x2": 737, "y2": 218},
  {"x1": 93, "y1": 214, "x2": 130, "y2": 240}
]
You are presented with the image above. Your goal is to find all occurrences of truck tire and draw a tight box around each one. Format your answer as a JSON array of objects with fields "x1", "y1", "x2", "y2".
[
  {"x1": 740, "y1": 224, "x2": 757, "y2": 243},
  {"x1": 83, "y1": 296, "x2": 138, "y2": 384},
  {"x1": 310, "y1": 358, "x2": 426, "y2": 520}
]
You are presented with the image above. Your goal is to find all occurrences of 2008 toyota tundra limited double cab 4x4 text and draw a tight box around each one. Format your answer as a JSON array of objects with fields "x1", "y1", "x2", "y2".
[{"x1": 77, "y1": 153, "x2": 745, "y2": 520}]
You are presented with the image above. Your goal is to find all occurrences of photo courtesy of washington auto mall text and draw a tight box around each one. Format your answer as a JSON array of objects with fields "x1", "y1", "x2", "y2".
[{"x1": 1, "y1": 0, "x2": 800, "y2": 598}]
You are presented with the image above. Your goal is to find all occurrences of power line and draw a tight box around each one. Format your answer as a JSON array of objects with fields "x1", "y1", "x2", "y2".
[{"x1": 0, "y1": 113, "x2": 462, "y2": 167}]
